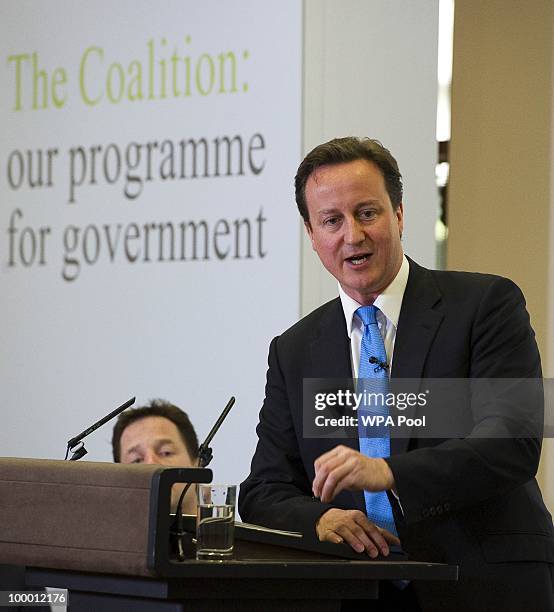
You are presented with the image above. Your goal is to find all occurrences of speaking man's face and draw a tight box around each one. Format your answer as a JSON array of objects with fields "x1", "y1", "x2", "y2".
[{"x1": 304, "y1": 159, "x2": 404, "y2": 305}]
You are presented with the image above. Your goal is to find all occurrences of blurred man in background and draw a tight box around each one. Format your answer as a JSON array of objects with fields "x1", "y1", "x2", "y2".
[{"x1": 112, "y1": 399, "x2": 199, "y2": 513}]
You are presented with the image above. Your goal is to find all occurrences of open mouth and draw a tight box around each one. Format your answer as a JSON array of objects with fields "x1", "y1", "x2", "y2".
[{"x1": 346, "y1": 254, "x2": 371, "y2": 266}]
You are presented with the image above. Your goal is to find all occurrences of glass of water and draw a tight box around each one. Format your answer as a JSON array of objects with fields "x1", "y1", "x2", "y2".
[{"x1": 196, "y1": 484, "x2": 236, "y2": 560}]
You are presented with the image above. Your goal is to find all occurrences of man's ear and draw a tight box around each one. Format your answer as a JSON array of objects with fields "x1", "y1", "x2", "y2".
[
  {"x1": 304, "y1": 221, "x2": 315, "y2": 250},
  {"x1": 396, "y1": 203, "x2": 404, "y2": 239}
]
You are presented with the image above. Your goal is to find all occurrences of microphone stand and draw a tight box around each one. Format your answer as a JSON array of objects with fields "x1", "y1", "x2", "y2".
[
  {"x1": 172, "y1": 396, "x2": 235, "y2": 561},
  {"x1": 64, "y1": 397, "x2": 136, "y2": 460}
]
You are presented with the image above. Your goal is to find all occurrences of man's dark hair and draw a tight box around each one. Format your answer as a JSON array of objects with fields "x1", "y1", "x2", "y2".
[
  {"x1": 112, "y1": 399, "x2": 199, "y2": 462},
  {"x1": 295, "y1": 136, "x2": 403, "y2": 224}
]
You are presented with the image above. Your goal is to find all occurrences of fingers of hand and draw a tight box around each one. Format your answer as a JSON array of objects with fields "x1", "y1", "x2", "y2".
[
  {"x1": 361, "y1": 519, "x2": 391, "y2": 557},
  {"x1": 320, "y1": 530, "x2": 343, "y2": 545},
  {"x1": 313, "y1": 447, "x2": 345, "y2": 496},
  {"x1": 317, "y1": 509, "x2": 391, "y2": 558},
  {"x1": 319, "y1": 461, "x2": 355, "y2": 502},
  {"x1": 338, "y1": 521, "x2": 380, "y2": 557},
  {"x1": 313, "y1": 461, "x2": 339, "y2": 501},
  {"x1": 313, "y1": 447, "x2": 362, "y2": 501},
  {"x1": 379, "y1": 527, "x2": 401, "y2": 547}
]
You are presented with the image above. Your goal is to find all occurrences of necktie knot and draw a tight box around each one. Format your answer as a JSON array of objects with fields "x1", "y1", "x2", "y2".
[{"x1": 355, "y1": 305, "x2": 378, "y2": 327}]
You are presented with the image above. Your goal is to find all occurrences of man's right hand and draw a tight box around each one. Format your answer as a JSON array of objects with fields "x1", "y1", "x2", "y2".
[{"x1": 315, "y1": 507, "x2": 400, "y2": 558}]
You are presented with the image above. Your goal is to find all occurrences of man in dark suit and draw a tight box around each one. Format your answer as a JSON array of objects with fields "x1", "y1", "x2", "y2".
[{"x1": 239, "y1": 137, "x2": 554, "y2": 611}]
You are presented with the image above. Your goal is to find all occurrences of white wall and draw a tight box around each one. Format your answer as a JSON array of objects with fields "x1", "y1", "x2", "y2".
[{"x1": 301, "y1": 0, "x2": 439, "y2": 315}]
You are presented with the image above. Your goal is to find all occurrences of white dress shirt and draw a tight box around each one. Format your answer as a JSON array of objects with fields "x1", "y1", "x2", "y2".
[{"x1": 339, "y1": 255, "x2": 410, "y2": 377}]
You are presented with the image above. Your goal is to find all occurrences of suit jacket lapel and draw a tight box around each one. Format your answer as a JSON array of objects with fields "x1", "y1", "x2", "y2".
[
  {"x1": 309, "y1": 298, "x2": 352, "y2": 379},
  {"x1": 391, "y1": 259, "x2": 444, "y2": 454},
  {"x1": 309, "y1": 298, "x2": 365, "y2": 512}
]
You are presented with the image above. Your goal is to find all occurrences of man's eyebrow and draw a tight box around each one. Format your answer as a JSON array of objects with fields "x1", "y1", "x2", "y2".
[
  {"x1": 316, "y1": 200, "x2": 381, "y2": 215},
  {"x1": 316, "y1": 208, "x2": 340, "y2": 214},
  {"x1": 352, "y1": 201, "x2": 382, "y2": 212},
  {"x1": 153, "y1": 438, "x2": 177, "y2": 449}
]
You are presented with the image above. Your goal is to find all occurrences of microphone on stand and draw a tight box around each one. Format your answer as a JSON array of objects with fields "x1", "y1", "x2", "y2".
[
  {"x1": 64, "y1": 397, "x2": 136, "y2": 460},
  {"x1": 172, "y1": 396, "x2": 235, "y2": 561}
]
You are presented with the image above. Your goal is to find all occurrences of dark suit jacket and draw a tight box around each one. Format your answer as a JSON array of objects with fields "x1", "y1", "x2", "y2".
[{"x1": 239, "y1": 259, "x2": 554, "y2": 611}]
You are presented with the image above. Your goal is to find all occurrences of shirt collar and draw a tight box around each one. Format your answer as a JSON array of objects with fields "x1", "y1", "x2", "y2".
[{"x1": 339, "y1": 255, "x2": 410, "y2": 337}]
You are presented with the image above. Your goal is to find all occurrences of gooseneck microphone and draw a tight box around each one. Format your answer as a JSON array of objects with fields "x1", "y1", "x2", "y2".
[
  {"x1": 64, "y1": 397, "x2": 136, "y2": 461},
  {"x1": 172, "y1": 396, "x2": 236, "y2": 561}
]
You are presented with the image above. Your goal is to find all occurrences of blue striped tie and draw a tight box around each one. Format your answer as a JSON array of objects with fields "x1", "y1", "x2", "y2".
[{"x1": 356, "y1": 305, "x2": 397, "y2": 536}]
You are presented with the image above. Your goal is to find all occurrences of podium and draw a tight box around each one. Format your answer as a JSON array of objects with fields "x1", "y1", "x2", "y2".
[{"x1": 0, "y1": 458, "x2": 457, "y2": 610}]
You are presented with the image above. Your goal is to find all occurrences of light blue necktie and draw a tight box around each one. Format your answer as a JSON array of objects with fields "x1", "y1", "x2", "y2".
[{"x1": 356, "y1": 305, "x2": 397, "y2": 536}]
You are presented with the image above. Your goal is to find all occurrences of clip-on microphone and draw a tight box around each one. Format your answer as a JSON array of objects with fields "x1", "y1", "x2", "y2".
[{"x1": 369, "y1": 356, "x2": 389, "y2": 372}]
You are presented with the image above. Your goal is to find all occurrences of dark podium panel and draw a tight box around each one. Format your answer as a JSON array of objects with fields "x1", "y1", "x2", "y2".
[{"x1": 26, "y1": 555, "x2": 457, "y2": 612}]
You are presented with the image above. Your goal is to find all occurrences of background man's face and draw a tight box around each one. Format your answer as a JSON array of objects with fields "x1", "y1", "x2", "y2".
[
  {"x1": 119, "y1": 416, "x2": 197, "y2": 513},
  {"x1": 304, "y1": 159, "x2": 404, "y2": 305},
  {"x1": 119, "y1": 416, "x2": 194, "y2": 467}
]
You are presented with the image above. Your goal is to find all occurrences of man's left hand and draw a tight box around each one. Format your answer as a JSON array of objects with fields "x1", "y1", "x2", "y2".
[{"x1": 313, "y1": 445, "x2": 395, "y2": 503}]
